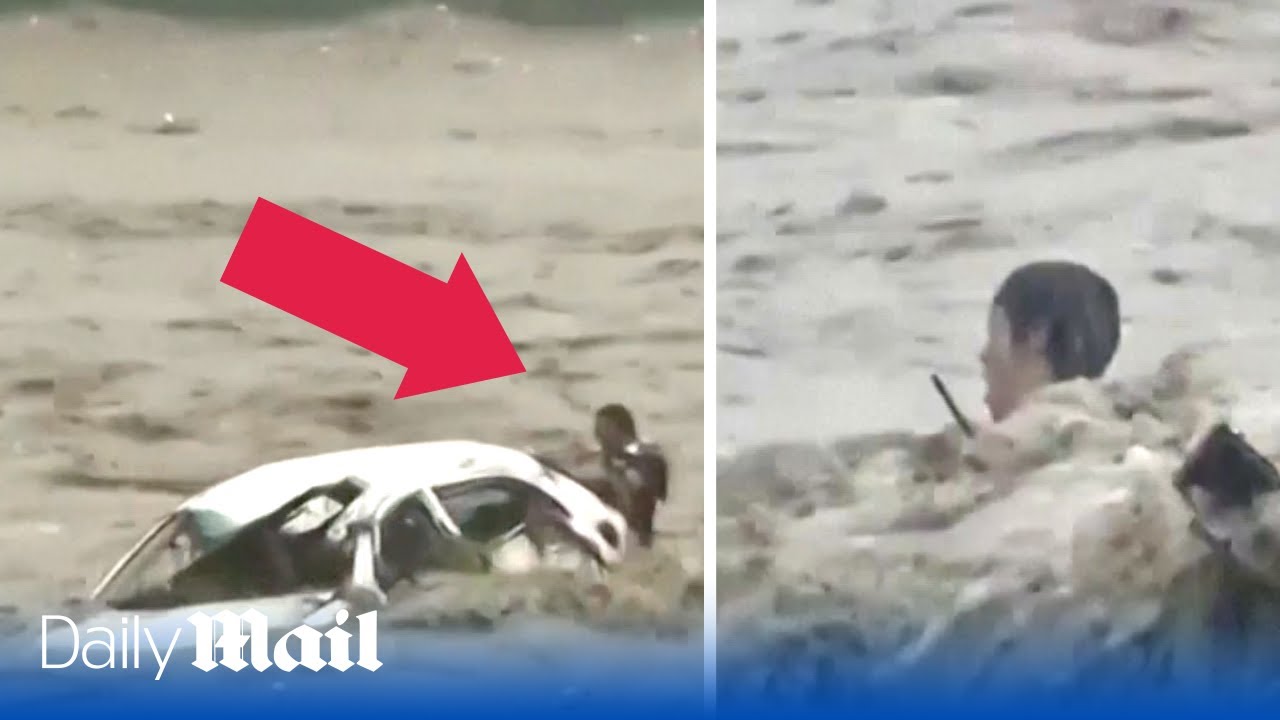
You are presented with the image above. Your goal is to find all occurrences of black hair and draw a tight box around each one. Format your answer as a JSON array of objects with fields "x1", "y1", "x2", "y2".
[
  {"x1": 595, "y1": 403, "x2": 637, "y2": 438},
  {"x1": 992, "y1": 261, "x2": 1121, "y2": 381}
]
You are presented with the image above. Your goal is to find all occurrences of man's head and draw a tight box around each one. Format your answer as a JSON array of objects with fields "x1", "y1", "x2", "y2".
[
  {"x1": 981, "y1": 261, "x2": 1120, "y2": 422},
  {"x1": 594, "y1": 403, "x2": 637, "y2": 456}
]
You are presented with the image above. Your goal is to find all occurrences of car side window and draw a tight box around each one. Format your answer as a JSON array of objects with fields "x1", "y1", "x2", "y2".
[
  {"x1": 277, "y1": 477, "x2": 366, "y2": 538},
  {"x1": 434, "y1": 477, "x2": 529, "y2": 544},
  {"x1": 279, "y1": 494, "x2": 347, "y2": 536}
]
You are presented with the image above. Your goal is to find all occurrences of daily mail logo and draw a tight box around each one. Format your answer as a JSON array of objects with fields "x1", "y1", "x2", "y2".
[{"x1": 42, "y1": 609, "x2": 382, "y2": 680}]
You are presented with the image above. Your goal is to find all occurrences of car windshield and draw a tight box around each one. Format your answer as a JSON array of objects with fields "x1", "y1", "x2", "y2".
[
  {"x1": 186, "y1": 508, "x2": 243, "y2": 551},
  {"x1": 94, "y1": 510, "x2": 220, "y2": 609}
]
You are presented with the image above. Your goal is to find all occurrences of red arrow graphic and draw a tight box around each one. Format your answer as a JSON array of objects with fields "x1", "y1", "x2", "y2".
[{"x1": 221, "y1": 198, "x2": 525, "y2": 399}]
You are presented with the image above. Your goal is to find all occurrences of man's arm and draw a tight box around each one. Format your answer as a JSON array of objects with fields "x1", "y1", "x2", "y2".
[
  {"x1": 530, "y1": 451, "x2": 628, "y2": 515},
  {"x1": 632, "y1": 447, "x2": 669, "y2": 502}
]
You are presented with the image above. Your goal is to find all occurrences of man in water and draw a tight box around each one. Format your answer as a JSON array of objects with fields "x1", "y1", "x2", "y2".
[
  {"x1": 722, "y1": 260, "x2": 1280, "y2": 692},
  {"x1": 974, "y1": 263, "x2": 1280, "y2": 675},
  {"x1": 593, "y1": 403, "x2": 669, "y2": 548},
  {"x1": 980, "y1": 260, "x2": 1122, "y2": 423},
  {"x1": 916, "y1": 260, "x2": 1124, "y2": 480}
]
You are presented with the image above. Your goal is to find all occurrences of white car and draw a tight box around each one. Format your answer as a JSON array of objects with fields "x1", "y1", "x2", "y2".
[{"x1": 88, "y1": 440, "x2": 627, "y2": 622}]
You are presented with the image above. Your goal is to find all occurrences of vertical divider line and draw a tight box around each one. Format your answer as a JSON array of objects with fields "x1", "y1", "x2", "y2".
[{"x1": 701, "y1": 0, "x2": 718, "y2": 712}]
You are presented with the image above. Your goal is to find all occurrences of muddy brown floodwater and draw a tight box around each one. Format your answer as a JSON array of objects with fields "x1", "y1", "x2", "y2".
[
  {"x1": 718, "y1": 0, "x2": 1280, "y2": 699},
  {"x1": 0, "y1": 3, "x2": 703, "y2": 679}
]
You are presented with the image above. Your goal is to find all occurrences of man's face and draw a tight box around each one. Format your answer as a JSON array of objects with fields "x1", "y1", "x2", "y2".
[
  {"x1": 980, "y1": 304, "x2": 1044, "y2": 423},
  {"x1": 595, "y1": 417, "x2": 626, "y2": 454}
]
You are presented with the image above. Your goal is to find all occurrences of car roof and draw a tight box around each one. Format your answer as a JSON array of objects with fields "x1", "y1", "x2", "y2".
[{"x1": 180, "y1": 440, "x2": 548, "y2": 528}]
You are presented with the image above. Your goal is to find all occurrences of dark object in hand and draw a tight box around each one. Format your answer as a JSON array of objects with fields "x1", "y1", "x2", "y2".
[
  {"x1": 1175, "y1": 423, "x2": 1280, "y2": 511},
  {"x1": 930, "y1": 373, "x2": 975, "y2": 439}
]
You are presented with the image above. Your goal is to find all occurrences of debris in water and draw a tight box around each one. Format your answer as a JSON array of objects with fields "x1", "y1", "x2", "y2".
[
  {"x1": 53, "y1": 105, "x2": 101, "y2": 120},
  {"x1": 453, "y1": 58, "x2": 496, "y2": 75},
  {"x1": 149, "y1": 112, "x2": 200, "y2": 136}
]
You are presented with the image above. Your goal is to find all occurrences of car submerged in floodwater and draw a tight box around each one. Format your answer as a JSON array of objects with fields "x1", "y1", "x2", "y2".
[{"x1": 62, "y1": 440, "x2": 627, "y2": 638}]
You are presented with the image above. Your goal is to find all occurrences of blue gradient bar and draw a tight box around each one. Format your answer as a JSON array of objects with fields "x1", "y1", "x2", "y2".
[
  {"x1": 716, "y1": 661, "x2": 1280, "y2": 718},
  {"x1": 3, "y1": 618, "x2": 704, "y2": 718},
  {"x1": 11, "y1": 645, "x2": 1280, "y2": 717}
]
